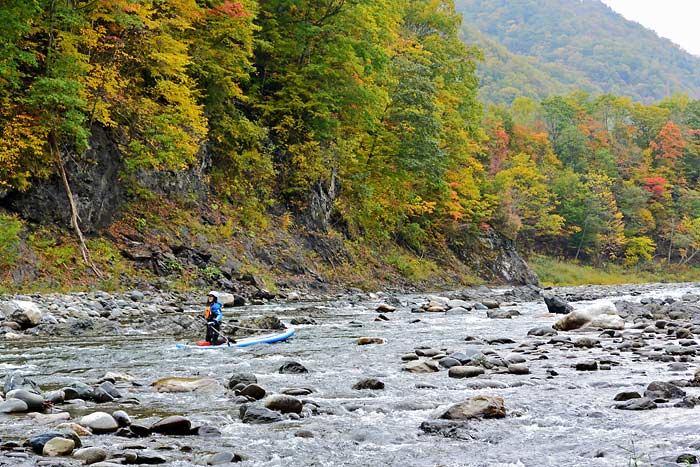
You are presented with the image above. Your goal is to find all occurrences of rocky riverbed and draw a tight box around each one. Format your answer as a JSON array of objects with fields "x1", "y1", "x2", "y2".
[{"x1": 2, "y1": 282, "x2": 700, "y2": 466}]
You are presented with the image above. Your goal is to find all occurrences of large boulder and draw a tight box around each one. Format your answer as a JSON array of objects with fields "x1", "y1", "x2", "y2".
[
  {"x1": 1, "y1": 300, "x2": 42, "y2": 329},
  {"x1": 542, "y1": 293, "x2": 573, "y2": 314},
  {"x1": 439, "y1": 395, "x2": 506, "y2": 420},
  {"x1": 554, "y1": 301, "x2": 623, "y2": 331},
  {"x1": 644, "y1": 381, "x2": 686, "y2": 400}
]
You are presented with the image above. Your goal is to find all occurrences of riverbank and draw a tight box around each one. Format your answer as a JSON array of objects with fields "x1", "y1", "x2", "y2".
[
  {"x1": 530, "y1": 255, "x2": 700, "y2": 287},
  {"x1": 2, "y1": 282, "x2": 700, "y2": 465}
]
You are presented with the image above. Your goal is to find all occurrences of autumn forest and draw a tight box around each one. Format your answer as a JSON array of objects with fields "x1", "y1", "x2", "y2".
[{"x1": 1, "y1": 0, "x2": 700, "y2": 288}]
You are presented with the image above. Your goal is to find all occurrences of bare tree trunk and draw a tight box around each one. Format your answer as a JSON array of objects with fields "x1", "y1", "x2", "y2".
[
  {"x1": 49, "y1": 132, "x2": 104, "y2": 279},
  {"x1": 667, "y1": 217, "x2": 675, "y2": 263},
  {"x1": 574, "y1": 217, "x2": 588, "y2": 261}
]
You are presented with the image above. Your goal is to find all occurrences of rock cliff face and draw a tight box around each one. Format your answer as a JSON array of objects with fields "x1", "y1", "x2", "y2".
[
  {"x1": 453, "y1": 230, "x2": 539, "y2": 286},
  {"x1": 1, "y1": 126, "x2": 208, "y2": 233},
  {"x1": 1, "y1": 127, "x2": 126, "y2": 233}
]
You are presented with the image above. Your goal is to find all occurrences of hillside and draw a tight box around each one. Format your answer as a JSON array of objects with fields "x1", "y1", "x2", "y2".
[{"x1": 456, "y1": 0, "x2": 700, "y2": 104}]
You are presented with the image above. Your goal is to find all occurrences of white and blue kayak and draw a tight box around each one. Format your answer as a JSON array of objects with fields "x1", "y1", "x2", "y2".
[{"x1": 175, "y1": 327, "x2": 295, "y2": 349}]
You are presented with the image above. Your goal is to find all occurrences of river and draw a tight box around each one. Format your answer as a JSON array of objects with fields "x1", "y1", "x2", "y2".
[{"x1": 2, "y1": 283, "x2": 700, "y2": 466}]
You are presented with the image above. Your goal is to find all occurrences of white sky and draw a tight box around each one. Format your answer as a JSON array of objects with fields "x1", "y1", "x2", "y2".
[{"x1": 601, "y1": 0, "x2": 700, "y2": 56}]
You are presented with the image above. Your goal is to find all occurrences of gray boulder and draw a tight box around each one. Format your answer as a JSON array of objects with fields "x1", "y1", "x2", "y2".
[
  {"x1": 264, "y1": 395, "x2": 303, "y2": 414},
  {"x1": 240, "y1": 405, "x2": 283, "y2": 424},
  {"x1": 543, "y1": 293, "x2": 573, "y2": 314},
  {"x1": 440, "y1": 395, "x2": 506, "y2": 420}
]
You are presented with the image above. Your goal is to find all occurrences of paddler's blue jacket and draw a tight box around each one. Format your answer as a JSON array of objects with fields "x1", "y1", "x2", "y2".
[{"x1": 205, "y1": 302, "x2": 223, "y2": 323}]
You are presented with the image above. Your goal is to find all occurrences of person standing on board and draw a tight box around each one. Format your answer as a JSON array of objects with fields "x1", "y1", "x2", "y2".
[{"x1": 204, "y1": 291, "x2": 223, "y2": 345}]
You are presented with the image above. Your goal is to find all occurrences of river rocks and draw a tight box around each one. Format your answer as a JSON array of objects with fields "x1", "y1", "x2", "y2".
[
  {"x1": 448, "y1": 366, "x2": 485, "y2": 378},
  {"x1": 575, "y1": 361, "x2": 598, "y2": 371},
  {"x1": 80, "y1": 412, "x2": 119, "y2": 433},
  {"x1": 290, "y1": 317, "x2": 317, "y2": 325},
  {"x1": 403, "y1": 360, "x2": 439, "y2": 373},
  {"x1": 264, "y1": 395, "x2": 303, "y2": 414},
  {"x1": 43, "y1": 437, "x2": 75, "y2": 456},
  {"x1": 574, "y1": 337, "x2": 600, "y2": 349},
  {"x1": 64, "y1": 382, "x2": 94, "y2": 400},
  {"x1": 613, "y1": 391, "x2": 641, "y2": 401},
  {"x1": 150, "y1": 415, "x2": 192, "y2": 435},
  {"x1": 554, "y1": 311, "x2": 592, "y2": 331},
  {"x1": 481, "y1": 299, "x2": 500, "y2": 309},
  {"x1": 644, "y1": 381, "x2": 686, "y2": 400},
  {"x1": 376, "y1": 304, "x2": 396, "y2": 312},
  {"x1": 240, "y1": 405, "x2": 283, "y2": 424},
  {"x1": 227, "y1": 372, "x2": 257, "y2": 389},
  {"x1": 28, "y1": 431, "x2": 82, "y2": 453},
  {"x1": 356, "y1": 337, "x2": 385, "y2": 345},
  {"x1": 438, "y1": 357, "x2": 462, "y2": 369},
  {"x1": 543, "y1": 293, "x2": 573, "y2": 314},
  {"x1": 207, "y1": 451, "x2": 242, "y2": 465},
  {"x1": 1, "y1": 300, "x2": 43, "y2": 328},
  {"x1": 615, "y1": 397, "x2": 657, "y2": 410},
  {"x1": 352, "y1": 378, "x2": 385, "y2": 390},
  {"x1": 486, "y1": 309, "x2": 520, "y2": 319},
  {"x1": 3, "y1": 370, "x2": 39, "y2": 394},
  {"x1": 439, "y1": 395, "x2": 506, "y2": 420},
  {"x1": 97, "y1": 381, "x2": 122, "y2": 399},
  {"x1": 589, "y1": 314, "x2": 625, "y2": 330},
  {"x1": 278, "y1": 361, "x2": 308, "y2": 374},
  {"x1": 73, "y1": 447, "x2": 108, "y2": 464},
  {"x1": 527, "y1": 326, "x2": 557, "y2": 337},
  {"x1": 282, "y1": 387, "x2": 313, "y2": 397},
  {"x1": 239, "y1": 384, "x2": 266, "y2": 400},
  {"x1": 507, "y1": 364, "x2": 530, "y2": 375},
  {"x1": 112, "y1": 410, "x2": 131, "y2": 427},
  {"x1": 447, "y1": 299, "x2": 473, "y2": 310},
  {"x1": 415, "y1": 348, "x2": 441, "y2": 357},
  {"x1": 0, "y1": 398, "x2": 29, "y2": 413},
  {"x1": 56, "y1": 423, "x2": 92, "y2": 436},
  {"x1": 152, "y1": 377, "x2": 219, "y2": 393},
  {"x1": 238, "y1": 315, "x2": 284, "y2": 332}
]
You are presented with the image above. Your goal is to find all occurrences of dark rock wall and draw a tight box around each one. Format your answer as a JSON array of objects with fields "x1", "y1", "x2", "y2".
[
  {"x1": 1, "y1": 127, "x2": 208, "y2": 233},
  {"x1": 453, "y1": 230, "x2": 540, "y2": 286},
  {"x1": 2, "y1": 127, "x2": 126, "y2": 233}
]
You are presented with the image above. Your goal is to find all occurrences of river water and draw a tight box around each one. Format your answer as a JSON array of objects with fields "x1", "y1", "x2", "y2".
[{"x1": 3, "y1": 284, "x2": 700, "y2": 466}]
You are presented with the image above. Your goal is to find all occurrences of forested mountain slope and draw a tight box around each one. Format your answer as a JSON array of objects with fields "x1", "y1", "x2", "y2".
[{"x1": 456, "y1": 0, "x2": 700, "y2": 104}]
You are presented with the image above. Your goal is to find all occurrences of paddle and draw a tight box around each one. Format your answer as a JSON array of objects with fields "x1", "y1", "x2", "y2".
[{"x1": 198, "y1": 317, "x2": 233, "y2": 347}]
